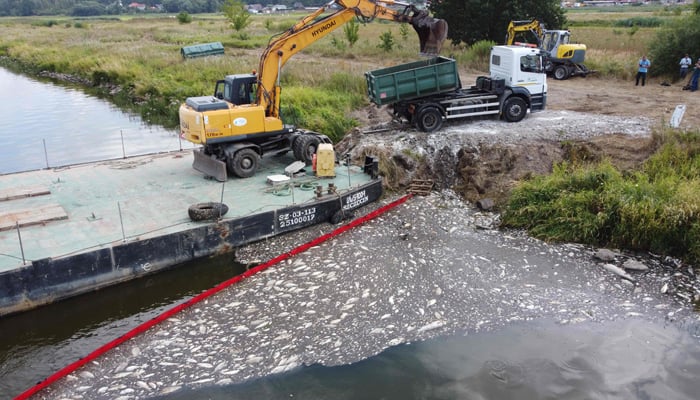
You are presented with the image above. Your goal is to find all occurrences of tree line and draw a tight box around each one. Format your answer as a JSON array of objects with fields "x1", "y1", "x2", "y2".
[{"x1": 0, "y1": 0, "x2": 321, "y2": 16}]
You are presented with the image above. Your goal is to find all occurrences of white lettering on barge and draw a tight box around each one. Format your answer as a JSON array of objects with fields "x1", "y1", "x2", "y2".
[
  {"x1": 278, "y1": 207, "x2": 316, "y2": 229},
  {"x1": 343, "y1": 190, "x2": 368, "y2": 210}
]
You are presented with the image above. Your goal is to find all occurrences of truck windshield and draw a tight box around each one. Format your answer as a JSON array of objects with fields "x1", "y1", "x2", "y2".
[{"x1": 520, "y1": 55, "x2": 542, "y2": 73}]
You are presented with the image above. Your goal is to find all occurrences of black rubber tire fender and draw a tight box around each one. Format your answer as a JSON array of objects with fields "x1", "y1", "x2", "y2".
[{"x1": 188, "y1": 202, "x2": 229, "y2": 221}]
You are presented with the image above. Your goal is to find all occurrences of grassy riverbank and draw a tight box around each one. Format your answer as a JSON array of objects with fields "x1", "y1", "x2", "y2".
[{"x1": 503, "y1": 129, "x2": 700, "y2": 266}]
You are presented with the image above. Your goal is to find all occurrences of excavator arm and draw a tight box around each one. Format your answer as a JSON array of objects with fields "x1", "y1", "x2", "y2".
[
  {"x1": 256, "y1": 0, "x2": 448, "y2": 120},
  {"x1": 505, "y1": 19, "x2": 544, "y2": 46}
]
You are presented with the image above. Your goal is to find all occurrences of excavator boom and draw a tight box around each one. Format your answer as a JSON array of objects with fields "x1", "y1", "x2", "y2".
[{"x1": 257, "y1": 0, "x2": 447, "y2": 119}]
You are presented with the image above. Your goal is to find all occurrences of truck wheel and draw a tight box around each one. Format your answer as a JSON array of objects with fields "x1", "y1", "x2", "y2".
[
  {"x1": 503, "y1": 97, "x2": 527, "y2": 122},
  {"x1": 229, "y1": 148, "x2": 260, "y2": 178},
  {"x1": 293, "y1": 135, "x2": 321, "y2": 164},
  {"x1": 417, "y1": 107, "x2": 443, "y2": 132},
  {"x1": 553, "y1": 65, "x2": 570, "y2": 80}
]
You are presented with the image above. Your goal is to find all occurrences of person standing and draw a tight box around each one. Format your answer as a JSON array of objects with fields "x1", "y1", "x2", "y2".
[
  {"x1": 680, "y1": 54, "x2": 692, "y2": 80},
  {"x1": 689, "y1": 60, "x2": 700, "y2": 92},
  {"x1": 636, "y1": 55, "x2": 650, "y2": 86}
]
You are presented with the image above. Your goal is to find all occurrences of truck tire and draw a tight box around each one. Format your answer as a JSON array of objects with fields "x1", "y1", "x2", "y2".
[
  {"x1": 416, "y1": 107, "x2": 443, "y2": 132},
  {"x1": 229, "y1": 148, "x2": 260, "y2": 178},
  {"x1": 503, "y1": 97, "x2": 527, "y2": 122},
  {"x1": 293, "y1": 135, "x2": 321, "y2": 164},
  {"x1": 188, "y1": 202, "x2": 229, "y2": 221},
  {"x1": 553, "y1": 65, "x2": 570, "y2": 80}
]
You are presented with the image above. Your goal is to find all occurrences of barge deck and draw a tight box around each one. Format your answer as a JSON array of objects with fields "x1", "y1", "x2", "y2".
[{"x1": 0, "y1": 150, "x2": 382, "y2": 316}]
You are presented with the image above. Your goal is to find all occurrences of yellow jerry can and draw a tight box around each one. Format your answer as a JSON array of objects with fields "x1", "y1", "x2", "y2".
[{"x1": 315, "y1": 143, "x2": 336, "y2": 177}]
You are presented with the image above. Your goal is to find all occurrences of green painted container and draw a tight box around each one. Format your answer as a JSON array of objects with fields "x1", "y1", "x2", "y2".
[
  {"x1": 365, "y1": 56, "x2": 460, "y2": 106},
  {"x1": 181, "y1": 42, "x2": 225, "y2": 58}
]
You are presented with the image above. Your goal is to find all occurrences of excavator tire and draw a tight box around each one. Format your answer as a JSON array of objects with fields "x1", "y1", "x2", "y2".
[
  {"x1": 293, "y1": 135, "x2": 321, "y2": 164},
  {"x1": 553, "y1": 65, "x2": 570, "y2": 80},
  {"x1": 188, "y1": 202, "x2": 229, "y2": 221},
  {"x1": 229, "y1": 148, "x2": 260, "y2": 178}
]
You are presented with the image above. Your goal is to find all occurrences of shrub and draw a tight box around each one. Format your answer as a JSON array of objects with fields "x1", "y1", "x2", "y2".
[
  {"x1": 177, "y1": 12, "x2": 192, "y2": 24},
  {"x1": 502, "y1": 130, "x2": 700, "y2": 265},
  {"x1": 377, "y1": 31, "x2": 395, "y2": 52}
]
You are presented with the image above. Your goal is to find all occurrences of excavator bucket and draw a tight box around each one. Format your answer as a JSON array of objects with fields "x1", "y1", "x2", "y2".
[
  {"x1": 411, "y1": 11, "x2": 448, "y2": 56},
  {"x1": 192, "y1": 148, "x2": 227, "y2": 182}
]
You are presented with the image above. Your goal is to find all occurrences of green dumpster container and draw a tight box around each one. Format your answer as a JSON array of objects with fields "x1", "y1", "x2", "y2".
[{"x1": 181, "y1": 42, "x2": 225, "y2": 59}]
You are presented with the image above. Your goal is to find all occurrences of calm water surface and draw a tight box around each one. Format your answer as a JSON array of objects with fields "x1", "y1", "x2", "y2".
[
  {"x1": 156, "y1": 319, "x2": 700, "y2": 400},
  {"x1": 0, "y1": 67, "x2": 187, "y2": 175}
]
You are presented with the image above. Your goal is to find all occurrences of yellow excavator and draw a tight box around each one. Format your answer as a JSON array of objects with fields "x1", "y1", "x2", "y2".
[
  {"x1": 505, "y1": 19, "x2": 591, "y2": 80},
  {"x1": 179, "y1": 0, "x2": 447, "y2": 180}
]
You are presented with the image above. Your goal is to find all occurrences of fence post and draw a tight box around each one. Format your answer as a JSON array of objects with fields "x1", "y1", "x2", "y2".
[
  {"x1": 120, "y1": 130, "x2": 126, "y2": 159},
  {"x1": 16, "y1": 222, "x2": 26, "y2": 265},
  {"x1": 43, "y1": 139, "x2": 49, "y2": 169},
  {"x1": 118, "y1": 201, "x2": 126, "y2": 242}
]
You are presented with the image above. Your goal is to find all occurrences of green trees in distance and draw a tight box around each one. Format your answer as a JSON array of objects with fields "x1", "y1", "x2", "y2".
[
  {"x1": 0, "y1": 0, "x2": 325, "y2": 16},
  {"x1": 428, "y1": 0, "x2": 566, "y2": 46},
  {"x1": 222, "y1": 0, "x2": 250, "y2": 31},
  {"x1": 648, "y1": 6, "x2": 700, "y2": 79}
]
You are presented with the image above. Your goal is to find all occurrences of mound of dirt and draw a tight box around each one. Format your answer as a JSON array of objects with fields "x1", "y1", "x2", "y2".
[{"x1": 341, "y1": 75, "x2": 694, "y2": 206}]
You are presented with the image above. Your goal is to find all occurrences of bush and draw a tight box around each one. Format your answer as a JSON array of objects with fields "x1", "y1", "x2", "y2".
[
  {"x1": 502, "y1": 130, "x2": 700, "y2": 265},
  {"x1": 177, "y1": 12, "x2": 192, "y2": 24},
  {"x1": 649, "y1": 13, "x2": 700, "y2": 78}
]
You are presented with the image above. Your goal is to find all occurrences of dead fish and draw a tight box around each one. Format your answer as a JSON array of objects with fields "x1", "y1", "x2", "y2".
[
  {"x1": 417, "y1": 320, "x2": 446, "y2": 333},
  {"x1": 602, "y1": 263, "x2": 635, "y2": 281}
]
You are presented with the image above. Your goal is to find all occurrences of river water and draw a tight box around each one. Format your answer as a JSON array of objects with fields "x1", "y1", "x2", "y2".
[
  {"x1": 0, "y1": 67, "x2": 188, "y2": 175},
  {"x1": 1, "y1": 68, "x2": 700, "y2": 399}
]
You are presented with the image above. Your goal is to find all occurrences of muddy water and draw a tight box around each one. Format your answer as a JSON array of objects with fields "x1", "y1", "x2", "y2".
[
  {"x1": 154, "y1": 319, "x2": 700, "y2": 400},
  {"x1": 0, "y1": 255, "x2": 246, "y2": 398}
]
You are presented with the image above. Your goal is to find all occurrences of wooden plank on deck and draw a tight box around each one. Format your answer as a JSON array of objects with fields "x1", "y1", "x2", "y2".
[
  {"x1": 0, "y1": 185, "x2": 51, "y2": 202},
  {"x1": 0, "y1": 204, "x2": 68, "y2": 231}
]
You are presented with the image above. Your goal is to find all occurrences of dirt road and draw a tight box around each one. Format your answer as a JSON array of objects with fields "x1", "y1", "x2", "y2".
[{"x1": 546, "y1": 74, "x2": 699, "y2": 128}]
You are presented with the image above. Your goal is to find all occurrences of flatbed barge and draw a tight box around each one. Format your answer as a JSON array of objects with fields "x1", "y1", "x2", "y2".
[{"x1": 0, "y1": 150, "x2": 382, "y2": 317}]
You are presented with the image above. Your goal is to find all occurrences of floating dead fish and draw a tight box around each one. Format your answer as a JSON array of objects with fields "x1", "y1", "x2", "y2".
[
  {"x1": 601, "y1": 263, "x2": 635, "y2": 281},
  {"x1": 417, "y1": 320, "x2": 446, "y2": 333},
  {"x1": 594, "y1": 249, "x2": 617, "y2": 262},
  {"x1": 622, "y1": 259, "x2": 649, "y2": 271}
]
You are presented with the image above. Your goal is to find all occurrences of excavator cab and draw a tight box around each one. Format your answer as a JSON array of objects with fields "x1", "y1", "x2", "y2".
[
  {"x1": 541, "y1": 30, "x2": 586, "y2": 64},
  {"x1": 214, "y1": 74, "x2": 257, "y2": 105},
  {"x1": 409, "y1": 8, "x2": 448, "y2": 55}
]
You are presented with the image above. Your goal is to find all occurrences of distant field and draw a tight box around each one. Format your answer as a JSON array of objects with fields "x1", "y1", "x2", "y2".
[{"x1": 0, "y1": 5, "x2": 686, "y2": 128}]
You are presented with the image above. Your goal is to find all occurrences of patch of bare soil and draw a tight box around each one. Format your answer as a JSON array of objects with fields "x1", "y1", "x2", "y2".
[{"x1": 342, "y1": 75, "x2": 699, "y2": 206}]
